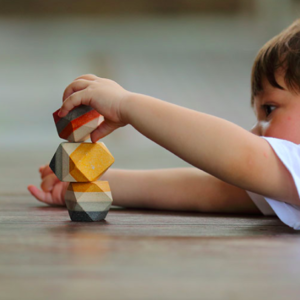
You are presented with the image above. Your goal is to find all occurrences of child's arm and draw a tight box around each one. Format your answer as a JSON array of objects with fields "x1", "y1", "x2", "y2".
[
  {"x1": 104, "y1": 168, "x2": 259, "y2": 213},
  {"x1": 28, "y1": 166, "x2": 259, "y2": 213},
  {"x1": 58, "y1": 75, "x2": 299, "y2": 205},
  {"x1": 125, "y1": 93, "x2": 299, "y2": 204}
]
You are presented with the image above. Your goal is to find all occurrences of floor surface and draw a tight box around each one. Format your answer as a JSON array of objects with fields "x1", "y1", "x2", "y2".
[{"x1": 1, "y1": 191, "x2": 300, "y2": 300}]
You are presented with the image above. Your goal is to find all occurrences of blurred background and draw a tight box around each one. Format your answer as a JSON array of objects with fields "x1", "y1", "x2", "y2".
[{"x1": 1, "y1": 0, "x2": 300, "y2": 193}]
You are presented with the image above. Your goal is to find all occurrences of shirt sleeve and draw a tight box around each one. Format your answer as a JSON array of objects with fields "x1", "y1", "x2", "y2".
[{"x1": 260, "y1": 136, "x2": 300, "y2": 230}]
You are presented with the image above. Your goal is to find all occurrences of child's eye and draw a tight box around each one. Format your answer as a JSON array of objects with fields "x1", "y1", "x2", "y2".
[{"x1": 263, "y1": 105, "x2": 276, "y2": 117}]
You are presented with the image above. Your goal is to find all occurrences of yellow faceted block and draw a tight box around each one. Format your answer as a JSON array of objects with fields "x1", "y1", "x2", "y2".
[{"x1": 49, "y1": 142, "x2": 114, "y2": 182}]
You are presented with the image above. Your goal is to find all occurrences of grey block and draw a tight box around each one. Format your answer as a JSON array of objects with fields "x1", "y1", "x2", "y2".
[
  {"x1": 68, "y1": 210, "x2": 109, "y2": 222},
  {"x1": 49, "y1": 143, "x2": 62, "y2": 180}
]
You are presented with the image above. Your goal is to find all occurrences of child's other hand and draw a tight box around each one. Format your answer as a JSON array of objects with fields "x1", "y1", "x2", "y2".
[
  {"x1": 58, "y1": 74, "x2": 131, "y2": 142},
  {"x1": 27, "y1": 165, "x2": 68, "y2": 206}
]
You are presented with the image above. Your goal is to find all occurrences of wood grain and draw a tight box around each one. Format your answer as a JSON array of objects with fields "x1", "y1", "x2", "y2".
[{"x1": 1, "y1": 193, "x2": 300, "y2": 300}]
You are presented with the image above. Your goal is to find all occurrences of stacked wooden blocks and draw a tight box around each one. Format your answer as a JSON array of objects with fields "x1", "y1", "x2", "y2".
[{"x1": 50, "y1": 105, "x2": 115, "y2": 222}]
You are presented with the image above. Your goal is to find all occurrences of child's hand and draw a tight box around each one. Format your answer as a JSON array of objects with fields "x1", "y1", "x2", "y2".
[
  {"x1": 27, "y1": 165, "x2": 68, "y2": 206},
  {"x1": 58, "y1": 74, "x2": 131, "y2": 142}
]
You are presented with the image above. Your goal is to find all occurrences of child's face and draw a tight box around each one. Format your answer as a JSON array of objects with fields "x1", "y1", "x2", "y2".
[{"x1": 251, "y1": 73, "x2": 300, "y2": 144}]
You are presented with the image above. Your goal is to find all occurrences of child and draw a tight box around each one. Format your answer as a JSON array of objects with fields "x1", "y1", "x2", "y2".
[{"x1": 28, "y1": 20, "x2": 300, "y2": 230}]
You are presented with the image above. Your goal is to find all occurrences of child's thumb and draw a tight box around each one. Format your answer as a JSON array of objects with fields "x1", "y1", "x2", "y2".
[{"x1": 91, "y1": 120, "x2": 118, "y2": 142}]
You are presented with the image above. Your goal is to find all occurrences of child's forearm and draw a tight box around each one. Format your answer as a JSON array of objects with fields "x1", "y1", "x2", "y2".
[
  {"x1": 104, "y1": 168, "x2": 203, "y2": 210},
  {"x1": 123, "y1": 94, "x2": 260, "y2": 187},
  {"x1": 123, "y1": 93, "x2": 297, "y2": 203},
  {"x1": 101, "y1": 168, "x2": 259, "y2": 213}
]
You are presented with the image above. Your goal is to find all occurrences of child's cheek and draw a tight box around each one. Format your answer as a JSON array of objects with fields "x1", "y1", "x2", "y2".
[
  {"x1": 263, "y1": 117, "x2": 300, "y2": 143},
  {"x1": 260, "y1": 119, "x2": 285, "y2": 139}
]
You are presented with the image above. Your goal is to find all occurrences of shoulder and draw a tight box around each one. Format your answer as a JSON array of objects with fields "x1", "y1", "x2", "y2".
[
  {"x1": 261, "y1": 136, "x2": 300, "y2": 167},
  {"x1": 258, "y1": 136, "x2": 300, "y2": 205},
  {"x1": 249, "y1": 137, "x2": 300, "y2": 229}
]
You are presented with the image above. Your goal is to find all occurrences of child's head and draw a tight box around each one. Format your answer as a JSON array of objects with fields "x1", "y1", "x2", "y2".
[{"x1": 251, "y1": 19, "x2": 300, "y2": 144}]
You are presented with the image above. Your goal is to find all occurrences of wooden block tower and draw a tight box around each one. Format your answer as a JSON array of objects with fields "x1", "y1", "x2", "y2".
[{"x1": 50, "y1": 105, "x2": 115, "y2": 222}]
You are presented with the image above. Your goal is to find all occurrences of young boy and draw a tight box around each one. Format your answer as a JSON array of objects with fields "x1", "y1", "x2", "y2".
[{"x1": 28, "y1": 20, "x2": 300, "y2": 230}]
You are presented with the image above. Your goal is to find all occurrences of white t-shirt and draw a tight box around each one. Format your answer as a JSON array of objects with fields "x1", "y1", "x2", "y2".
[{"x1": 246, "y1": 136, "x2": 300, "y2": 230}]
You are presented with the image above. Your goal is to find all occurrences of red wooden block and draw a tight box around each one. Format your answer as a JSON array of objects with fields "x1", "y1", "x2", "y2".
[{"x1": 53, "y1": 105, "x2": 103, "y2": 142}]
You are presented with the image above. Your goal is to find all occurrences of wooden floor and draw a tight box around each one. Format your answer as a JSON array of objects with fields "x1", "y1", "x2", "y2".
[{"x1": 1, "y1": 194, "x2": 300, "y2": 300}]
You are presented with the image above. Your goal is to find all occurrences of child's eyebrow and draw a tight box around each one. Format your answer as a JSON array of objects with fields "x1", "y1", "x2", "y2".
[{"x1": 258, "y1": 84, "x2": 287, "y2": 100}]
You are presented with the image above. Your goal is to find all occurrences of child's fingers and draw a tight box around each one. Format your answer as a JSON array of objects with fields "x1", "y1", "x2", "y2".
[
  {"x1": 51, "y1": 182, "x2": 68, "y2": 206},
  {"x1": 27, "y1": 185, "x2": 55, "y2": 205},
  {"x1": 62, "y1": 79, "x2": 91, "y2": 102},
  {"x1": 40, "y1": 165, "x2": 53, "y2": 179},
  {"x1": 91, "y1": 120, "x2": 119, "y2": 142},
  {"x1": 41, "y1": 174, "x2": 61, "y2": 192},
  {"x1": 58, "y1": 90, "x2": 88, "y2": 117},
  {"x1": 39, "y1": 165, "x2": 47, "y2": 173},
  {"x1": 74, "y1": 74, "x2": 98, "y2": 81}
]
